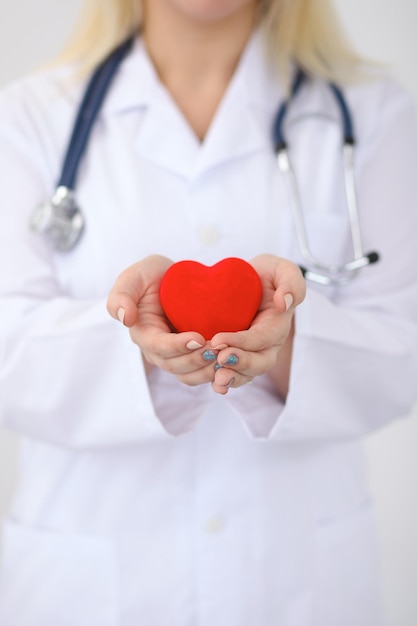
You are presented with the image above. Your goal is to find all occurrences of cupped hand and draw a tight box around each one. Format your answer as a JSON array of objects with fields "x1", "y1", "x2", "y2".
[
  {"x1": 209, "y1": 254, "x2": 306, "y2": 395},
  {"x1": 106, "y1": 255, "x2": 216, "y2": 385}
]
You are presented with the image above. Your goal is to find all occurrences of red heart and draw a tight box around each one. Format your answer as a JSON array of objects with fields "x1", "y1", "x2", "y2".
[{"x1": 159, "y1": 258, "x2": 262, "y2": 340}]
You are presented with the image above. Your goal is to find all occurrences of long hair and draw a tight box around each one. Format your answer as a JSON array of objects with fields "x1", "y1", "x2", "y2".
[{"x1": 58, "y1": 0, "x2": 365, "y2": 86}]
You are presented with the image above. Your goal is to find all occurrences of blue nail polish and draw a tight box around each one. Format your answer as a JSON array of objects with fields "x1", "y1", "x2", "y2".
[
  {"x1": 214, "y1": 363, "x2": 223, "y2": 371},
  {"x1": 224, "y1": 354, "x2": 239, "y2": 366},
  {"x1": 203, "y1": 350, "x2": 217, "y2": 361}
]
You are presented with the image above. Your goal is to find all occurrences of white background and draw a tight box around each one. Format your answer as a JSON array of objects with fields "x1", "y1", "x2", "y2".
[{"x1": 0, "y1": 1, "x2": 417, "y2": 624}]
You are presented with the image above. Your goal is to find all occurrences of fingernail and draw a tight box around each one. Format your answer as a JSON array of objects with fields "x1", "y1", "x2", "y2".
[
  {"x1": 214, "y1": 363, "x2": 223, "y2": 371},
  {"x1": 203, "y1": 350, "x2": 217, "y2": 361},
  {"x1": 226, "y1": 377, "x2": 235, "y2": 388},
  {"x1": 284, "y1": 294, "x2": 294, "y2": 311},
  {"x1": 211, "y1": 343, "x2": 228, "y2": 350},
  {"x1": 117, "y1": 307, "x2": 125, "y2": 324},
  {"x1": 223, "y1": 354, "x2": 238, "y2": 366},
  {"x1": 187, "y1": 340, "x2": 204, "y2": 350}
]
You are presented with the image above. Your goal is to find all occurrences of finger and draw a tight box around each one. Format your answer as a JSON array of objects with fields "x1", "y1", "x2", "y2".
[
  {"x1": 176, "y1": 362, "x2": 218, "y2": 386},
  {"x1": 139, "y1": 334, "x2": 213, "y2": 376},
  {"x1": 148, "y1": 350, "x2": 215, "y2": 377},
  {"x1": 212, "y1": 346, "x2": 279, "y2": 378},
  {"x1": 133, "y1": 327, "x2": 208, "y2": 361},
  {"x1": 143, "y1": 339, "x2": 215, "y2": 375},
  {"x1": 211, "y1": 367, "x2": 253, "y2": 395},
  {"x1": 106, "y1": 255, "x2": 173, "y2": 327},
  {"x1": 212, "y1": 310, "x2": 291, "y2": 353},
  {"x1": 251, "y1": 254, "x2": 306, "y2": 313}
]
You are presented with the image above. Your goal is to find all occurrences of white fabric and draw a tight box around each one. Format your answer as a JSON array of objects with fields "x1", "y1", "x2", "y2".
[{"x1": 1, "y1": 33, "x2": 417, "y2": 625}]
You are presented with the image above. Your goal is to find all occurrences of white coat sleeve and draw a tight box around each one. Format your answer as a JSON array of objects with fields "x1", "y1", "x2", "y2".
[
  {"x1": 0, "y1": 80, "x2": 209, "y2": 448},
  {"x1": 226, "y1": 81, "x2": 417, "y2": 440}
]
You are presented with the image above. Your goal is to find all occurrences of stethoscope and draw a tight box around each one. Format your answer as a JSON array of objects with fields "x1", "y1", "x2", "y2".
[{"x1": 30, "y1": 36, "x2": 379, "y2": 286}]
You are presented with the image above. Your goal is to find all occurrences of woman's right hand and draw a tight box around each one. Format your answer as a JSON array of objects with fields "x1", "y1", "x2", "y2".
[{"x1": 106, "y1": 255, "x2": 217, "y2": 386}]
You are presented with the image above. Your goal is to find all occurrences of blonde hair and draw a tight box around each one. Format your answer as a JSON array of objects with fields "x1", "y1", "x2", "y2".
[{"x1": 58, "y1": 0, "x2": 365, "y2": 86}]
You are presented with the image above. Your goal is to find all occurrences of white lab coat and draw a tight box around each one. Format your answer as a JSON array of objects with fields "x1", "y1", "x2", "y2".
[{"x1": 0, "y1": 33, "x2": 417, "y2": 626}]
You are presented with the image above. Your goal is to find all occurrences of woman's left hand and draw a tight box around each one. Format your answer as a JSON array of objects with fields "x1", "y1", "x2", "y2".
[{"x1": 209, "y1": 254, "x2": 306, "y2": 395}]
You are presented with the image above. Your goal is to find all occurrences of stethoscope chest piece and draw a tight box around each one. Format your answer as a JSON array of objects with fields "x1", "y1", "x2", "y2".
[
  {"x1": 29, "y1": 37, "x2": 135, "y2": 253},
  {"x1": 30, "y1": 186, "x2": 84, "y2": 252}
]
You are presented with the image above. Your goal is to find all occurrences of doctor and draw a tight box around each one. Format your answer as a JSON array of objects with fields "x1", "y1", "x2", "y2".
[{"x1": 1, "y1": 0, "x2": 417, "y2": 624}]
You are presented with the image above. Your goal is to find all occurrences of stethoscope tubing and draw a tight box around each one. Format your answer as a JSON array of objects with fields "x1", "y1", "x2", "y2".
[
  {"x1": 273, "y1": 70, "x2": 378, "y2": 284},
  {"x1": 31, "y1": 36, "x2": 379, "y2": 282},
  {"x1": 59, "y1": 37, "x2": 135, "y2": 190}
]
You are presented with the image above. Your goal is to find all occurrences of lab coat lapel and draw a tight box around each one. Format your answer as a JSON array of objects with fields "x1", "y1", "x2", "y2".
[
  {"x1": 104, "y1": 32, "x2": 283, "y2": 181},
  {"x1": 191, "y1": 83, "x2": 270, "y2": 180},
  {"x1": 102, "y1": 38, "x2": 201, "y2": 179},
  {"x1": 192, "y1": 31, "x2": 283, "y2": 178},
  {"x1": 133, "y1": 79, "x2": 272, "y2": 181},
  {"x1": 133, "y1": 86, "x2": 201, "y2": 179}
]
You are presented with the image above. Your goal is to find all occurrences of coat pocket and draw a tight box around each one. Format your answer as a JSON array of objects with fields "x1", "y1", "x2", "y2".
[
  {"x1": 312, "y1": 501, "x2": 385, "y2": 626},
  {"x1": 0, "y1": 517, "x2": 119, "y2": 626}
]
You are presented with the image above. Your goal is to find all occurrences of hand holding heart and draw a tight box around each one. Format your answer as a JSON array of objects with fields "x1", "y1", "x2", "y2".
[{"x1": 106, "y1": 254, "x2": 306, "y2": 394}]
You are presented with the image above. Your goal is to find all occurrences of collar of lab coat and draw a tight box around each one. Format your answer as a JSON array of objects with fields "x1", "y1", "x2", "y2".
[{"x1": 101, "y1": 31, "x2": 284, "y2": 181}]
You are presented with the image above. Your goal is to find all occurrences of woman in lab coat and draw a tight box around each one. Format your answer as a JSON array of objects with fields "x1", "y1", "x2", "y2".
[{"x1": 1, "y1": 0, "x2": 417, "y2": 624}]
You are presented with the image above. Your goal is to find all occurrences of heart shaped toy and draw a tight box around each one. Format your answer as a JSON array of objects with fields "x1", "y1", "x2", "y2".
[{"x1": 159, "y1": 257, "x2": 262, "y2": 340}]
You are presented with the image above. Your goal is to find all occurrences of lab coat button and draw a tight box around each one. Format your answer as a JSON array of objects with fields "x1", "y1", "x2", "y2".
[
  {"x1": 197, "y1": 226, "x2": 221, "y2": 245},
  {"x1": 205, "y1": 516, "x2": 225, "y2": 534}
]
